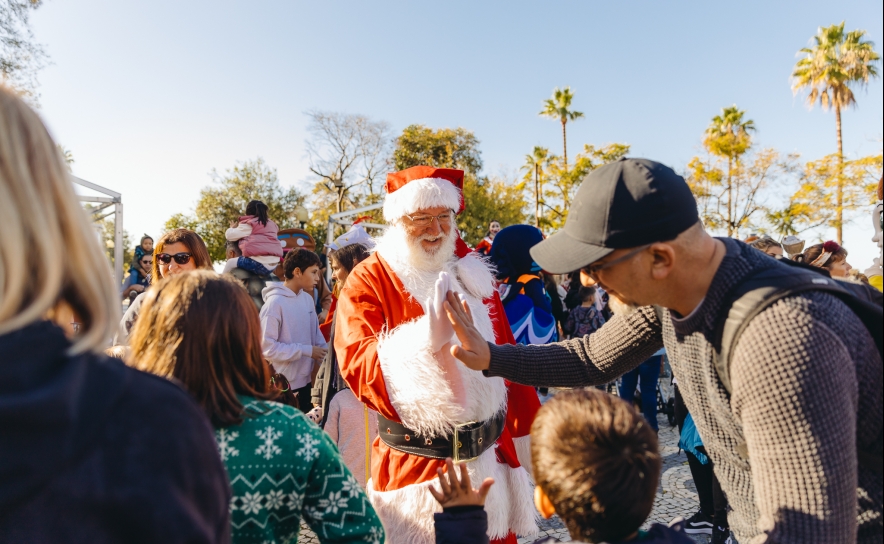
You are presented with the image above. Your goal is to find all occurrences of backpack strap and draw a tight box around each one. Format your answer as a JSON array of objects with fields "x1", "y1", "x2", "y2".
[{"x1": 713, "y1": 258, "x2": 883, "y2": 474}]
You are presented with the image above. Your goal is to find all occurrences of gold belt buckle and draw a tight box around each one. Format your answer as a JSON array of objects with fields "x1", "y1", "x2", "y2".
[{"x1": 452, "y1": 421, "x2": 478, "y2": 464}]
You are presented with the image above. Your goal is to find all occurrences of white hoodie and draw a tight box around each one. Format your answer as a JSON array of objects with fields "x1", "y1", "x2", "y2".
[{"x1": 258, "y1": 283, "x2": 327, "y2": 390}]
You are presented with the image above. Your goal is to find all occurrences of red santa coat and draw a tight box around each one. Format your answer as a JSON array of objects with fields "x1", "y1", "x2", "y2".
[{"x1": 335, "y1": 242, "x2": 540, "y2": 543}]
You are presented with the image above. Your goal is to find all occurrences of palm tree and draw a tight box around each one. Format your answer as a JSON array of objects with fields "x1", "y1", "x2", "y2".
[
  {"x1": 539, "y1": 87, "x2": 584, "y2": 170},
  {"x1": 792, "y1": 22, "x2": 880, "y2": 243},
  {"x1": 522, "y1": 146, "x2": 550, "y2": 228},
  {"x1": 703, "y1": 106, "x2": 756, "y2": 237}
]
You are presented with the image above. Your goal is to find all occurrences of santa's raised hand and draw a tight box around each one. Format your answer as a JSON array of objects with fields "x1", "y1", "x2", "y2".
[{"x1": 427, "y1": 271, "x2": 455, "y2": 353}]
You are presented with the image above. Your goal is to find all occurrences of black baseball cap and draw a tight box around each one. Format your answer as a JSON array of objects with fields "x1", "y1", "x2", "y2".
[{"x1": 530, "y1": 158, "x2": 699, "y2": 274}]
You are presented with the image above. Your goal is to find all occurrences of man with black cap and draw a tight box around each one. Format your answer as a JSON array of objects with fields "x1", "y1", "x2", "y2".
[{"x1": 444, "y1": 158, "x2": 882, "y2": 544}]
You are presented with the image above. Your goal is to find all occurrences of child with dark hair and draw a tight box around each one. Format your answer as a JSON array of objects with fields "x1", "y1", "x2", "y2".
[
  {"x1": 259, "y1": 248, "x2": 327, "y2": 413},
  {"x1": 128, "y1": 234, "x2": 153, "y2": 283},
  {"x1": 431, "y1": 389, "x2": 692, "y2": 544},
  {"x1": 564, "y1": 285, "x2": 606, "y2": 339},
  {"x1": 224, "y1": 199, "x2": 284, "y2": 275}
]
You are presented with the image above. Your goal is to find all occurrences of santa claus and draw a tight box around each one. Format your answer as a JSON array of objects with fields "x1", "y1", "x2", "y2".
[{"x1": 335, "y1": 166, "x2": 540, "y2": 544}]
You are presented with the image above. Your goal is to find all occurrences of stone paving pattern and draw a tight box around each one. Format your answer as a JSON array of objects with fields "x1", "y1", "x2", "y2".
[{"x1": 299, "y1": 381, "x2": 714, "y2": 543}]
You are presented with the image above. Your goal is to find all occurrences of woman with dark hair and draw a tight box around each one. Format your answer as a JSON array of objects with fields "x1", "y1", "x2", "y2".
[
  {"x1": 129, "y1": 271, "x2": 384, "y2": 544},
  {"x1": 114, "y1": 228, "x2": 213, "y2": 345},
  {"x1": 796, "y1": 241, "x2": 851, "y2": 278},
  {"x1": 313, "y1": 242, "x2": 371, "y2": 425},
  {"x1": 474, "y1": 219, "x2": 501, "y2": 255}
]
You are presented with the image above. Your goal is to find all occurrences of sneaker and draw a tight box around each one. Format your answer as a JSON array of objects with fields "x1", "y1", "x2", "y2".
[
  {"x1": 683, "y1": 511, "x2": 714, "y2": 535},
  {"x1": 712, "y1": 525, "x2": 733, "y2": 544}
]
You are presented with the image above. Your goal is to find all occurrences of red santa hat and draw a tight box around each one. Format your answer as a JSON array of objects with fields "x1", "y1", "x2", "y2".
[{"x1": 383, "y1": 166, "x2": 464, "y2": 222}]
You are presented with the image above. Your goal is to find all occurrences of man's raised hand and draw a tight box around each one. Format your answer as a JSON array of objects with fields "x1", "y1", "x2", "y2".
[
  {"x1": 443, "y1": 291, "x2": 491, "y2": 371},
  {"x1": 427, "y1": 272, "x2": 454, "y2": 353}
]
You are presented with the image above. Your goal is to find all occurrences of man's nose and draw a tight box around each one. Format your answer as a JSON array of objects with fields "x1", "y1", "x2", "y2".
[{"x1": 424, "y1": 220, "x2": 441, "y2": 236}]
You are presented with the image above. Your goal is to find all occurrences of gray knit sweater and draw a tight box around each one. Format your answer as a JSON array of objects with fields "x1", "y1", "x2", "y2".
[{"x1": 487, "y1": 238, "x2": 882, "y2": 544}]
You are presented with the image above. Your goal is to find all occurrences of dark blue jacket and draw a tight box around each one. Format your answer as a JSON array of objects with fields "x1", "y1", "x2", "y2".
[
  {"x1": 435, "y1": 507, "x2": 694, "y2": 544},
  {"x1": 0, "y1": 321, "x2": 231, "y2": 543}
]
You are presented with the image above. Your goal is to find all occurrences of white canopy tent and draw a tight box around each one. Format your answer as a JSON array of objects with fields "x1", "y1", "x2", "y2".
[{"x1": 73, "y1": 176, "x2": 124, "y2": 287}]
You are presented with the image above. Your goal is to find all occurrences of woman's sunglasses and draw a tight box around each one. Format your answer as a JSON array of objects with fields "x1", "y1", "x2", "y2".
[{"x1": 156, "y1": 252, "x2": 193, "y2": 265}]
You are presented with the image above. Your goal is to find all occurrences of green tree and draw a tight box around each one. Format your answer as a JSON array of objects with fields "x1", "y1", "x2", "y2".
[
  {"x1": 460, "y1": 174, "x2": 528, "y2": 246},
  {"x1": 392, "y1": 125, "x2": 483, "y2": 175},
  {"x1": 703, "y1": 105, "x2": 756, "y2": 236},
  {"x1": 392, "y1": 125, "x2": 526, "y2": 245},
  {"x1": 1, "y1": 0, "x2": 47, "y2": 102},
  {"x1": 687, "y1": 148, "x2": 799, "y2": 239},
  {"x1": 164, "y1": 158, "x2": 305, "y2": 262},
  {"x1": 786, "y1": 153, "x2": 883, "y2": 236},
  {"x1": 792, "y1": 22, "x2": 880, "y2": 243},
  {"x1": 539, "y1": 87, "x2": 584, "y2": 170},
  {"x1": 540, "y1": 143, "x2": 630, "y2": 231},
  {"x1": 521, "y1": 146, "x2": 551, "y2": 229}
]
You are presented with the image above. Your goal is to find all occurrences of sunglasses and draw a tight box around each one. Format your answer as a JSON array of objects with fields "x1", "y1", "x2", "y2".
[
  {"x1": 156, "y1": 252, "x2": 193, "y2": 265},
  {"x1": 141, "y1": 259, "x2": 153, "y2": 265}
]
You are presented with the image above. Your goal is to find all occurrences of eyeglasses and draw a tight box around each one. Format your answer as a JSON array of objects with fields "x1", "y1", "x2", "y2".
[
  {"x1": 583, "y1": 244, "x2": 652, "y2": 281},
  {"x1": 405, "y1": 210, "x2": 454, "y2": 227},
  {"x1": 156, "y1": 252, "x2": 193, "y2": 266}
]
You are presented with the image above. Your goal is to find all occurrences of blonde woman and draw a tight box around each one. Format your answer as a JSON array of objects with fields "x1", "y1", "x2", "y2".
[{"x1": 0, "y1": 86, "x2": 230, "y2": 543}]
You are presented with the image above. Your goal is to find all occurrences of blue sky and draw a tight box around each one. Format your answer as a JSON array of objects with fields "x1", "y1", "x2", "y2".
[{"x1": 32, "y1": 0, "x2": 883, "y2": 267}]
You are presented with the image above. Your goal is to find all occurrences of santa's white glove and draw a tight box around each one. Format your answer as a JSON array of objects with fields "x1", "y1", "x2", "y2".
[{"x1": 427, "y1": 271, "x2": 454, "y2": 353}]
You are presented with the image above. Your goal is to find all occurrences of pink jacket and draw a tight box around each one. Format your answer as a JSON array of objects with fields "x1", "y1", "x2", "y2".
[{"x1": 236, "y1": 215, "x2": 283, "y2": 258}]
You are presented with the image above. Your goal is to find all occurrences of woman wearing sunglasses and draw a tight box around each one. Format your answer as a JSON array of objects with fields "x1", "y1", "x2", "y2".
[{"x1": 114, "y1": 228, "x2": 213, "y2": 345}]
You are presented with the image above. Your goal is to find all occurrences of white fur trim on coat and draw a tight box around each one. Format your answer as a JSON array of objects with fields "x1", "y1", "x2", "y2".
[
  {"x1": 513, "y1": 434, "x2": 533, "y2": 480},
  {"x1": 367, "y1": 447, "x2": 538, "y2": 544},
  {"x1": 376, "y1": 315, "x2": 464, "y2": 438},
  {"x1": 383, "y1": 177, "x2": 462, "y2": 222}
]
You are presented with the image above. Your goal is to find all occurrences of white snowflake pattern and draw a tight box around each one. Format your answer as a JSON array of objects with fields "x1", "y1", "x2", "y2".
[
  {"x1": 303, "y1": 505, "x2": 323, "y2": 521},
  {"x1": 240, "y1": 491, "x2": 264, "y2": 515},
  {"x1": 295, "y1": 433, "x2": 320, "y2": 462},
  {"x1": 317, "y1": 490, "x2": 349, "y2": 515},
  {"x1": 285, "y1": 491, "x2": 302, "y2": 511},
  {"x1": 264, "y1": 489, "x2": 285, "y2": 510},
  {"x1": 339, "y1": 474, "x2": 360, "y2": 496},
  {"x1": 255, "y1": 426, "x2": 283, "y2": 460},
  {"x1": 364, "y1": 526, "x2": 384, "y2": 544},
  {"x1": 216, "y1": 429, "x2": 240, "y2": 461}
]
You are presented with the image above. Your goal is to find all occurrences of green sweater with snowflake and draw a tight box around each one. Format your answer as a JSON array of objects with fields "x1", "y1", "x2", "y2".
[{"x1": 214, "y1": 396, "x2": 384, "y2": 544}]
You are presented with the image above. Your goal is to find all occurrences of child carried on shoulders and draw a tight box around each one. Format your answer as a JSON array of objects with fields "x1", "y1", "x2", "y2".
[{"x1": 224, "y1": 200, "x2": 283, "y2": 276}]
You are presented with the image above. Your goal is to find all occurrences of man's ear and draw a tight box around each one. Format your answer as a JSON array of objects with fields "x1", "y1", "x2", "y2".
[
  {"x1": 534, "y1": 486, "x2": 556, "y2": 519},
  {"x1": 648, "y1": 242, "x2": 676, "y2": 280}
]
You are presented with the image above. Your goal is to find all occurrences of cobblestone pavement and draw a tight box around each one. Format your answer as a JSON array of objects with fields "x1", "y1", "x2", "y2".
[{"x1": 299, "y1": 382, "x2": 718, "y2": 543}]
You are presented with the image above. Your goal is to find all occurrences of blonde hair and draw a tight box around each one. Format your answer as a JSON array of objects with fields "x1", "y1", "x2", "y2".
[{"x1": 0, "y1": 85, "x2": 120, "y2": 353}]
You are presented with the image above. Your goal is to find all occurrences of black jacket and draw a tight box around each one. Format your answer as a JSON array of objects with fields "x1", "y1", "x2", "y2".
[
  {"x1": 0, "y1": 321, "x2": 231, "y2": 543},
  {"x1": 434, "y1": 507, "x2": 694, "y2": 544}
]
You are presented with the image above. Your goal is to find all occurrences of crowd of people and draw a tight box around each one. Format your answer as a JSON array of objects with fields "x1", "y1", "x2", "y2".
[{"x1": 2, "y1": 82, "x2": 882, "y2": 544}]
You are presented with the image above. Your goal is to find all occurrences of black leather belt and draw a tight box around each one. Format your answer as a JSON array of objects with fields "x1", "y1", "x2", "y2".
[{"x1": 377, "y1": 410, "x2": 505, "y2": 463}]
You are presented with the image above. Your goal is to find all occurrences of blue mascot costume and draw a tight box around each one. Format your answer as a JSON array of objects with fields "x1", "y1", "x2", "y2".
[{"x1": 488, "y1": 225, "x2": 558, "y2": 345}]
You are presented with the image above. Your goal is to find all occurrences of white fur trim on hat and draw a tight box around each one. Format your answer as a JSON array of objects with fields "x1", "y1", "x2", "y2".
[{"x1": 383, "y1": 177, "x2": 462, "y2": 222}]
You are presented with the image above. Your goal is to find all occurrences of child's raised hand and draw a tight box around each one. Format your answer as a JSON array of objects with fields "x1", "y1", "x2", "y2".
[
  {"x1": 311, "y1": 346, "x2": 328, "y2": 360},
  {"x1": 428, "y1": 458, "x2": 494, "y2": 508},
  {"x1": 229, "y1": 219, "x2": 239, "y2": 228}
]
